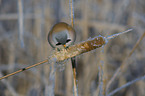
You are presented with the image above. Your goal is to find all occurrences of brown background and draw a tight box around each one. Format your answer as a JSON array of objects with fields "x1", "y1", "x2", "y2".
[{"x1": 0, "y1": 0, "x2": 145, "y2": 96}]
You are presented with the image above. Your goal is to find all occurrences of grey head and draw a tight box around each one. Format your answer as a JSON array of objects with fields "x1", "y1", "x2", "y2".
[
  {"x1": 48, "y1": 22, "x2": 76, "y2": 49},
  {"x1": 52, "y1": 30, "x2": 71, "y2": 46},
  {"x1": 55, "y1": 30, "x2": 69, "y2": 45}
]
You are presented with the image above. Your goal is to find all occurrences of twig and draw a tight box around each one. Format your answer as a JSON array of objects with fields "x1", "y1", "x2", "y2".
[
  {"x1": 106, "y1": 29, "x2": 133, "y2": 40},
  {"x1": 47, "y1": 62, "x2": 56, "y2": 96},
  {"x1": 70, "y1": 0, "x2": 74, "y2": 27},
  {"x1": 18, "y1": 0, "x2": 24, "y2": 47},
  {"x1": 0, "y1": 60, "x2": 48, "y2": 80},
  {"x1": 128, "y1": 32, "x2": 145, "y2": 57},
  {"x1": 106, "y1": 32, "x2": 145, "y2": 95},
  {"x1": 98, "y1": 47, "x2": 108, "y2": 96},
  {"x1": 108, "y1": 75, "x2": 145, "y2": 96},
  {"x1": 98, "y1": 61, "x2": 104, "y2": 96},
  {"x1": 69, "y1": 0, "x2": 78, "y2": 96}
]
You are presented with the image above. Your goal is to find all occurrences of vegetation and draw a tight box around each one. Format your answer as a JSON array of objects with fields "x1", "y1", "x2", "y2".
[{"x1": 0, "y1": 0, "x2": 145, "y2": 96}]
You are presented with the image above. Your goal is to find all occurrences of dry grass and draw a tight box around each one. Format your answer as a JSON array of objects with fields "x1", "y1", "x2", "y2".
[{"x1": 0, "y1": 0, "x2": 145, "y2": 96}]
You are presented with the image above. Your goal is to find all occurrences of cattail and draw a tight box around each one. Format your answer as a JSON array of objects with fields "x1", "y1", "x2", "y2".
[
  {"x1": 52, "y1": 29, "x2": 133, "y2": 62},
  {"x1": 52, "y1": 36, "x2": 107, "y2": 62},
  {"x1": 0, "y1": 29, "x2": 132, "y2": 80}
]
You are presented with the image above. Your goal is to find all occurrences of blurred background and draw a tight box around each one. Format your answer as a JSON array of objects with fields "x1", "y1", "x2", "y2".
[{"x1": 0, "y1": 0, "x2": 145, "y2": 96}]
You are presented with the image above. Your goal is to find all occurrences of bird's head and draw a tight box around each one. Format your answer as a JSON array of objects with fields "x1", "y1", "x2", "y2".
[{"x1": 48, "y1": 22, "x2": 76, "y2": 49}]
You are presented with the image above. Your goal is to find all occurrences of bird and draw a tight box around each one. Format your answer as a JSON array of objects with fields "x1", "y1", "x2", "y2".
[
  {"x1": 48, "y1": 22, "x2": 76, "y2": 49},
  {"x1": 48, "y1": 22, "x2": 77, "y2": 87}
]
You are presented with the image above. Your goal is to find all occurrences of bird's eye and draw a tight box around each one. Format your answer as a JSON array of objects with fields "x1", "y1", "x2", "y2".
[
  {"x1": 66, "y1": 39, "x2": 71, "y2": 43},
  {"x1": 56, "y1": 42, "x2": 62, "y2": 46}
]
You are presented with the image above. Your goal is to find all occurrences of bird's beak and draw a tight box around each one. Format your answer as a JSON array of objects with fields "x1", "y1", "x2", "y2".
[{"x1": 63, "y1": 45, "x2": 66, "y2": 48}]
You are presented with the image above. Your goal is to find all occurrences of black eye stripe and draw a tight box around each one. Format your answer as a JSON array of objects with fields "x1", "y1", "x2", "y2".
[
  {"x1": 66, "y1": 39, "x2": 71, "y2": 43},
  {"x1": 56, "y1": 42, "x2": 62, "y2": 46},
  {"x1": 56, "y1": 39, "x2": 71, "y2": 46}
]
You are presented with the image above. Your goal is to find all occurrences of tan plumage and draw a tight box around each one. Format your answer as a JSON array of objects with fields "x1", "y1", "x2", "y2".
[{"x1": 48, "y1": 22, "x2": 76, "y2": 48}]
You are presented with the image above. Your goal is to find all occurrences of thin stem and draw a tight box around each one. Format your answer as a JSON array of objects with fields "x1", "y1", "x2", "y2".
[
  {"x1": 18, "y1": 0, "x2": 24, "y2": 47},
  {"x1": 106, "y1": 32, "x2": 145, "y2": 95},
  {"x1": 128, "y1": 32, "x2": 145, "y2": 57},
  {"x1": 98, "y1": 62, "x2": 104, "y2": 96},
  {"x1": 70, "y1": 0, "x2": 74, "y2": 27},
  {"x1": 73, "y1": 67, "x2": 78, "y2": 96},
  {"x1": 108, "y1": 75, "x2": 145, "y2": 96},
  {"x1": 0, "y1": 59, "x2": 48, "y2": 80},
  {"x1": 69, "y1": 0, "x2": 78, "y2": 96},
  {"x1": 106, "y1": 29, "x2": 133, "y2": 40}
]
